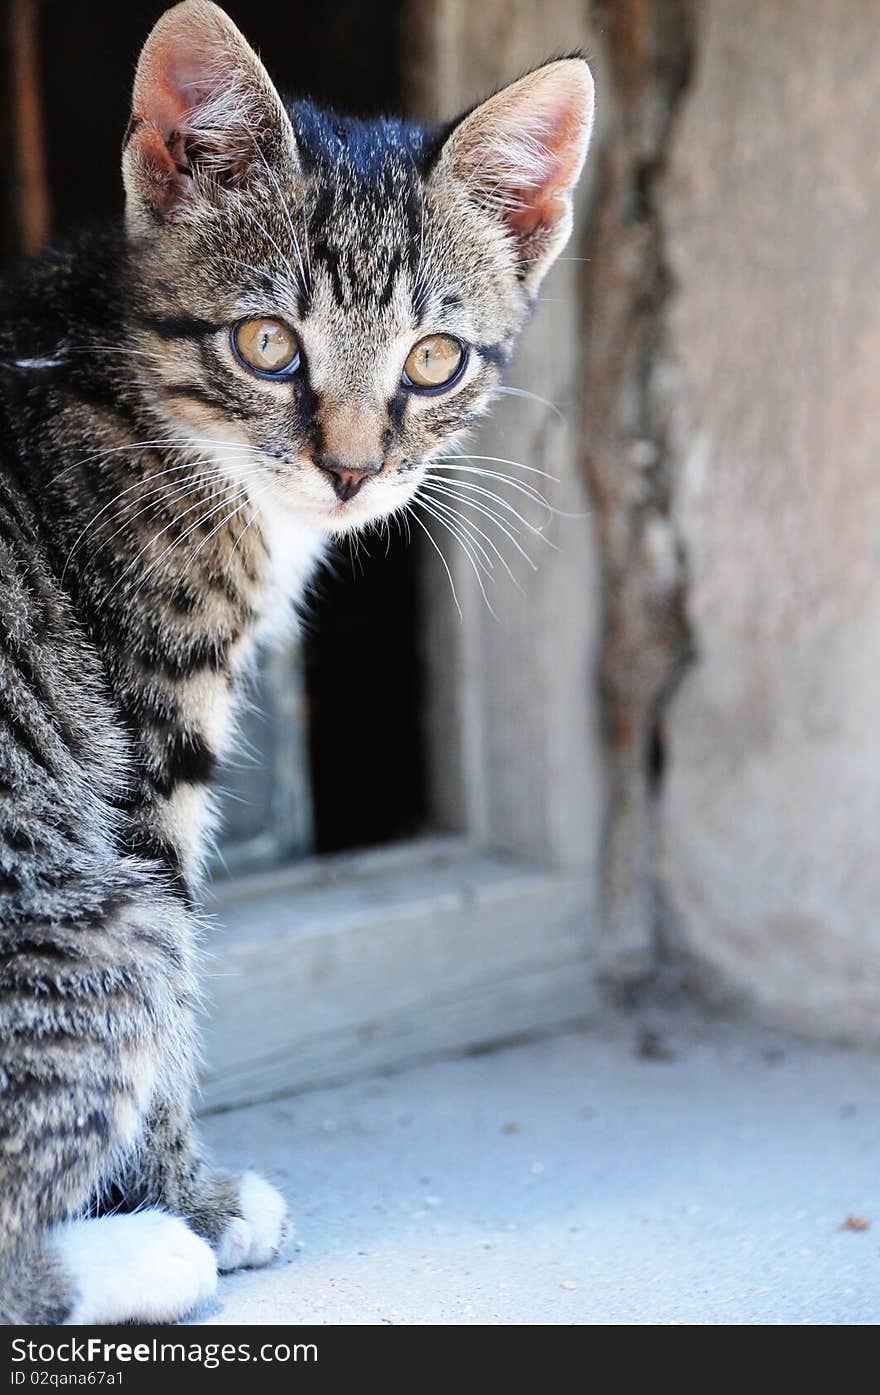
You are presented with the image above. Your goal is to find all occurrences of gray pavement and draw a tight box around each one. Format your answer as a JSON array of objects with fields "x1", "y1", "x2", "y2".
[{"x1": 198, "y1": 1011, "x2": 880, "y2": 1324}]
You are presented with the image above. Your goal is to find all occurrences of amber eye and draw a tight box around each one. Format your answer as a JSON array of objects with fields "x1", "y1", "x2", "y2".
[
  {"x1": 232, "y1": 319, "x2": 300, "y2": 378},
  {"x1": 403, "y1": 334, "x2": 466, "y2": 392}
]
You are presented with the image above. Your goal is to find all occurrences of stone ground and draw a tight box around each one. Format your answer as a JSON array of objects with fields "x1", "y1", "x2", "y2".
[{"x1": 195, "y1": 1010, "x2": 880, "y2": 1325}]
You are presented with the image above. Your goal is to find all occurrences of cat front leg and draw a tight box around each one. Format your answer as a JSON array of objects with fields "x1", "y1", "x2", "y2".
[
  {"x1": 0, "y1": 873, "x2": 217, "y2": 1325},
  {"x1": 112, "y1": 1097, "x2": 290, "y2": 1273}
]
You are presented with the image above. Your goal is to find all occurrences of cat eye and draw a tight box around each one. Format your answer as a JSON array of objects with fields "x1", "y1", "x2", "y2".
[
  {"x1": 403, "y1": 334, "x2": 466, "y2": 393},
  {"x1": 232, "y1": 319, "x2": 300, "y2": 378}
]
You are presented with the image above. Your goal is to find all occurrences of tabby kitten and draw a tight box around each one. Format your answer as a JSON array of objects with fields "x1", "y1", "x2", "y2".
[{"x1": 0, "y1": 1, "x2": 593, "y2": 1324}]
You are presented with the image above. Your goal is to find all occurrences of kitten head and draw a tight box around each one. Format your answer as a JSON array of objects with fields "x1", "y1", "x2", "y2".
[{"x1": 123, "y1": 0, "x2": 593, "y2": 537}]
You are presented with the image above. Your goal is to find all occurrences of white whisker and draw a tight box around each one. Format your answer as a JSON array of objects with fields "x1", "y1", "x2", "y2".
[
  {"x1": 65, "y1": 345, "x2": 167, "y2": 365},
  {"x1": 443, "y1": 452, "x2": 560, "y2": 483},
  {"x1": 53, "y1": 434, "x2": 266, "y2": 487},
  {"x1": 419, "y1": 495, "x2": 497, "y2": 572},
  {"x1": 65, "y1": 462, "x2": 268, "y2": 578},
  {"x1": 101, "y1": 486, "x2": 250, "y2": 609},
  {"x1": 225, "y1": 183, "x2": 303, "y2": 303},
  {"x1": 405, "y1": 505, "x2": 462, "y2": 619},
  {"x1": 185, "y1": 493, "x2": 255, "y2": 569},
  {"x1": 427, "y1": 473, "x2": 560, "y2": 541},
  {"x1": 429, "y1": 462, "x2": 556, "y2": 511},
  {"x1": 421, "y1": 482, "x2": 538, "y2": 575},
  {"x1": 420, "y1": 491, "x2": 526, "y2": 593},
  {"x1": 59, "y1": 451, "x2": 268, "y2": 577},
  {"x1": 414, "y1": 497, "x2": 498, "y2": 619},
  {"x1": 490, "y1": 384, "x2": 566, "y2": 422}
]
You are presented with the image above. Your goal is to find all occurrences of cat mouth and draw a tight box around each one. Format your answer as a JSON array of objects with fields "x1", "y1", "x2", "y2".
[
  {"x1": 319, "y1": 487, "x2": 401, "y2": 535},
  {"x1": 291, "y1": 493, "x2": 375, "y2": 531},
  {"x1": 326, "y1": 495, "x2": 376, "y2": 525}
]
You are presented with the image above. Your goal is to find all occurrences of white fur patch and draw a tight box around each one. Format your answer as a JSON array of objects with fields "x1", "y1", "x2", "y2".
[
  {"x1": 54, "y1": 1211, "x2": 217, "y2": 1325},
  {"x1": 215, "y1": 1172, "x2": 289, "y2": 1272},
  {"x1": 252, "y1": 502, "x2": 325, "y2": 644},
  {"x1": 14, "y1": 356, "x2": 65, "y2": 370}
]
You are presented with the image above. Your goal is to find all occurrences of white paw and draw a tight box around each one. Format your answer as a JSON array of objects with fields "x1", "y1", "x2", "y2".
[
  {"x1": 215, "y1": 1173, "x2": 289, "y2": 1272},
  {"x1": 54, "y1": 1211, "x2": 218, "y2": 1325}
]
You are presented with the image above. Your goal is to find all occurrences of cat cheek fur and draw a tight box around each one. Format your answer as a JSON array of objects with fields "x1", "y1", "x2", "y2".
[{"x1": 0, "y1": 0, "x2": 592, "y2": 1324}]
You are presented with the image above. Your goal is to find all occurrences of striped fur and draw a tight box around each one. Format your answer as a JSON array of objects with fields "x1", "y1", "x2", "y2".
[{"x1": 0, "y1": 2, "x2": 592, "y2": 1322}]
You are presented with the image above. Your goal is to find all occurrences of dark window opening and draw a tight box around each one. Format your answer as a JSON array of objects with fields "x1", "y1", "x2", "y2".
[{"x1": 305, "y1": 537, "x2": 426, "y2": 855}]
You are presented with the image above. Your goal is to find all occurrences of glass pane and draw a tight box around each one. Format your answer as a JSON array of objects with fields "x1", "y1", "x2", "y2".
[{"x1": 212, "y1": 638, "x2": 313, "y2": 878}]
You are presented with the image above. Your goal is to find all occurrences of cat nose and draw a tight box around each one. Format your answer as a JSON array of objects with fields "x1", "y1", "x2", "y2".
[{"x1": 318, "y1": 457, "x2": 382, "y2": 503}]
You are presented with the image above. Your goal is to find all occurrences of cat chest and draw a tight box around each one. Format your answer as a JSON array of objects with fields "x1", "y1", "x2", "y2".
[
  {"x1": 119, "y1": 630, "x2": 257, "y2": 882},
  {"x1": 111, "y1": 505, "x2": 322, "y2": 882}
]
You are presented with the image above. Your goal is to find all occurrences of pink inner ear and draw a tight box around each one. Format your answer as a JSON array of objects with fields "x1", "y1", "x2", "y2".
[
  {"x1": 504, "y1": 98, "x2": 588, "y2": 235},
  {"x1": 507, "y1": 191, "x2": 566, "y2": 238},
  {"x1": 126, "y1": 24, "x2": 230, "y2": 213},
  {"x1": 134, "y1": 29, "x2": 223, "y2": 137},
  {"x1": 132, "y1": 118, "x2": 180, "y2": 179},
  {"x1": 447, "y1": 62, "x2": 593, "y2": 247}
]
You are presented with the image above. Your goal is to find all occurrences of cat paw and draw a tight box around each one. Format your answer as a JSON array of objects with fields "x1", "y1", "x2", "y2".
[
  {"x1": 214, "y1": 1172, "x2": 289, "y2": 1272},
  {"x1": 55, "y1": 1210, "x2": 218, "y2": 1324}
]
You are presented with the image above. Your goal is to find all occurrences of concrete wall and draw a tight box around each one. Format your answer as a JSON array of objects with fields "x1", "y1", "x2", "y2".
[{"x1": 660, "y1": 0, "x2": 880, "y2": 1039}]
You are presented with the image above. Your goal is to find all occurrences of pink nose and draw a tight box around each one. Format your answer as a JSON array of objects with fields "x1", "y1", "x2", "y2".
[{"x1": 319, "y1": 458, "x2": 382, "y2": 502}]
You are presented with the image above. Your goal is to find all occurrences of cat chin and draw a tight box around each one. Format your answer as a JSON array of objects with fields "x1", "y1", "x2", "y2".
[
  {"x1": 293, "y1": 482, "x2": 422, "y2": 538},
  {"x1": 324, "y1": 503, "x2": 415, "y2": 540}
]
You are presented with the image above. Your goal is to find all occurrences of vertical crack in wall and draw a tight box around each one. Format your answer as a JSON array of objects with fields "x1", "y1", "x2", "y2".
[{"x1": 582, "y1": 0, "x2": 698, "y2": 987}]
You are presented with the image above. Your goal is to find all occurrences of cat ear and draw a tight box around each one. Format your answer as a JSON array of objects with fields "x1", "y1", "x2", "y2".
[
  {"x1": 123, "y1": 1, "x2": 298, "y2": 227},
  {"x1": 433, "y1": 58, "x2": 594, "y2": 286}
]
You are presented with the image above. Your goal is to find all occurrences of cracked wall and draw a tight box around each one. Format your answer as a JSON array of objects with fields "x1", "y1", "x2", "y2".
[
  {"x1": 585, "y1": 0, "x2": 880, "y2": 1041},
  {"x1": 581, "y1": 0, "x2": 697, "y2": 985}
]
